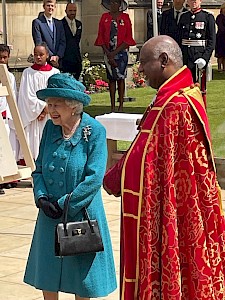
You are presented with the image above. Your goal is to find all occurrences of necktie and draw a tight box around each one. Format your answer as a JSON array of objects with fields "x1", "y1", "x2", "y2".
[
  {"x1": 71, "y1": 21, "x2": 75, "y2": 35},
  {"x1": 48, "y1": 19, "x2": 53, "y2": 32},
  {"x1": 175, "y1": 11, "x2": 180, "y2": 23}
]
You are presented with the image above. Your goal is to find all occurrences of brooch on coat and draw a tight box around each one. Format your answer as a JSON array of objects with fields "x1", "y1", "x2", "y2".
[
  {"x1": 83, "y1": 125, "x2": 91, "y2": 142},
  {"x1": 119, "y1": 19, "x2": 124, "y2": 26}
]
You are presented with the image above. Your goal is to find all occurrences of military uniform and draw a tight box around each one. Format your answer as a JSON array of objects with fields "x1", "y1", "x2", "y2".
[{"x1": 178, "y1": 8, "x2": 216, "y2": 82}]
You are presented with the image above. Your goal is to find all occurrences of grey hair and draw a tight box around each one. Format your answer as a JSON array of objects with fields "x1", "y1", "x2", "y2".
[
  {"x1": 64, "y1": 99, "x2": 83, "y2": 115},
  {"x1": 152, "y1": 41, "x2": 183, "y2": 68},
  {"x1": 46, "y1": 97, "x2": 83, "y2": 115}
]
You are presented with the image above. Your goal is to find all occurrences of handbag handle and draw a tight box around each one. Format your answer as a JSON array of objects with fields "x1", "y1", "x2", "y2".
[{"x1": 62, "y1": 193, "x2": 95, "y2": 236}]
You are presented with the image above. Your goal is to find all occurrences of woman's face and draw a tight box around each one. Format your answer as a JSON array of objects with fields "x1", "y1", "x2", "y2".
[
  {"x1": 47, "y1": 97, "x2": 75, "y2": 126},
  {"x1": 110, "y1": 0, "x2": 121, "y2": 13},
  {"x1": 34, "y1": 46, "x2": 49, "y2": 65}
]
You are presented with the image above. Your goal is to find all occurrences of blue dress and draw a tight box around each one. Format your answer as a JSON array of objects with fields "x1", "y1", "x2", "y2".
[{"x1": 24, "y1": 112, "x2": 117, "y2": 297}]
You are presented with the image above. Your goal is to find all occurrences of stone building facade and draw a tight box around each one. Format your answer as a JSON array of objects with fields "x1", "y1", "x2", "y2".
[{"x1": 0, "y1": 0, "x2": 222, "y2": 68}]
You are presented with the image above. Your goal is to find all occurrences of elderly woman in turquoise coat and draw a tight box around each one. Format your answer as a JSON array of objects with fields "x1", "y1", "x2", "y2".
[{"x1": 24, "y1": 73, "x2": 117, "y2": 300}]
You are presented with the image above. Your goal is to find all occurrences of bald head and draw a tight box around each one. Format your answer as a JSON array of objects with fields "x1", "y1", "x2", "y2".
[
  {"x1": 65, "y1": 3, "x2": 77, "y2": 20},
  {"x1": 139, "y1": 36, "x2": 183, "y2": 89}
]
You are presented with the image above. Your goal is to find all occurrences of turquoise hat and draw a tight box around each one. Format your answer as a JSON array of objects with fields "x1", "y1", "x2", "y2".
[{"x1": 36, "y1": 73, "x2": 91, "y2": 106}]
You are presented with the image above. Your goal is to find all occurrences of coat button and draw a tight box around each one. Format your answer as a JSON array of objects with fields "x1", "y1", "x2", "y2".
[
  {"x1": 49, "y1": 165, "x2": 55, "y2": 172},
  {"x1": 48, "y1": 179, "x2": 54, "y2": 185},
  {"x1": 60, "y1": 167, "x2": 65, "y2": 173},
  {"x1": 66, "y1": 141, "x2": 71, "y2": 147},
  {"x1": 52, "y1": 152, "x2": 57, "y2": 158},
  {"x1": 49, "y1": 194, "x2": 53, "y2": 199},
  {"x1": 58, "y1": 181, "x2": 64, "y2": 187}
]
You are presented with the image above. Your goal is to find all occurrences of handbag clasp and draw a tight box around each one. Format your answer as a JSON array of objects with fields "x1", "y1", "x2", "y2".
[{"x1": 72, "y1": 228, "x2": 86, "y2": 236}]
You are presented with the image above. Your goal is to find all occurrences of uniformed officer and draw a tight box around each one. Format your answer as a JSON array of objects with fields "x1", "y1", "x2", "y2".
[
  {"x1": 161, "y1": 0, "x2": 187, "y2": 43},
  {"x1": 178, "y1": 0, "x2": 215, "y2": 105}
]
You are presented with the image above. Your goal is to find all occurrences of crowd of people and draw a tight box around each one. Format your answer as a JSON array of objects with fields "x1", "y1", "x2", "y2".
[{"x1": 1, "y1": 0, "x2": 225, "y2": 299}]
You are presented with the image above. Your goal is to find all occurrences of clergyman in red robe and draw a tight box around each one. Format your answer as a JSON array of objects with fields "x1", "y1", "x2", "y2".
[{"x1": 104, "y1": 35, "x2": 225, "y2": 300}]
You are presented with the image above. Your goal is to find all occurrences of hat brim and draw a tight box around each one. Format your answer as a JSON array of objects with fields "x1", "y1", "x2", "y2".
[
  {"x1": 101, "y1": 0, "x2": 128, "y2": 11},
  {"x1": 36, "y1": 88, "x2": 91, "y2": 106}
]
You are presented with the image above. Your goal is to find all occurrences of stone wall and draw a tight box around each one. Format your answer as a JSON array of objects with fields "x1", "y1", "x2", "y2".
[
  {"x1": 0, "y1": 1, "x2": 76, "y2": 67},
  {"x1": 0, "y1": 1, "x2": 220, "y2": 67}
]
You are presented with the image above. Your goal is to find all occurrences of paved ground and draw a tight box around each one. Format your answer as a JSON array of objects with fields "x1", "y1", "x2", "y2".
[{"x1": 0, "y1": 181, "x2": 224, "y2": 300}]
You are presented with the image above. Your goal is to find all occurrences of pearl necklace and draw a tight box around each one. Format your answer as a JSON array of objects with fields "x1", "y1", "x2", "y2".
[{"x1": 62, "y1": 118, "x2": 81, "y2": 140}]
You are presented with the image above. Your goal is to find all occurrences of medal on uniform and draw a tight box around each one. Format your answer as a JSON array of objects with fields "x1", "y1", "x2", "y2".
[{"x1": 195, "y1": 22, "x2": 204, "y2": 29}]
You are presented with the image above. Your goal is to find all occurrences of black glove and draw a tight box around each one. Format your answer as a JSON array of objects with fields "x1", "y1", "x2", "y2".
[{"x1": 38, "y1": 198, "x2": 63, "y2": 219}]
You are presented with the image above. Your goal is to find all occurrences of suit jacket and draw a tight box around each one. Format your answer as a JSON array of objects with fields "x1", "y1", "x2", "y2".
[
  {"x1": 147, "y1": 9, "x2": 163, "y2": 40},
  {"x1": 32, "y1": 15, "x2": 66, "y2": 58},
  {"x1": 160, "y1": 7, "x2": 187, "y2": 43},
  {"x1": 61, "y1": 17, "x2": 82, "y2": 63}
]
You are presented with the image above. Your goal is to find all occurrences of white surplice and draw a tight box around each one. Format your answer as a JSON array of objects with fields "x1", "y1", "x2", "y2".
[
  {"x1": 17, "y1": 66, "x2": 59, "y2": 160},
  {"x1": 0, "y1": 72, "x2": 18, "y2": 160}
]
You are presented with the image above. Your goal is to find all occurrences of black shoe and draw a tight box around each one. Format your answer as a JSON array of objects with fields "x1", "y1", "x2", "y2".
[
  {"x1": 0, "y1": 188, "x2": 5, "y2": 195},
  {"x1": 10, "y1": 182, "x2": 17, "y2": 188},
  {"x1": 4, "y1": 183, "x2": 11, "y2": 189}
]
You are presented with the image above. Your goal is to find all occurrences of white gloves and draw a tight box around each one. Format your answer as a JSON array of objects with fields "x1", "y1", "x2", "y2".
[{"x1": 194, "y1": 58, "x2": 206, "y2": 70}]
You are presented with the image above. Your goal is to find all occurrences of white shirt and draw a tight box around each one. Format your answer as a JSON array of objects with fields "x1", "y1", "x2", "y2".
[{"x1": 65, "y1": 16, "x2": 76, "y2": 35}]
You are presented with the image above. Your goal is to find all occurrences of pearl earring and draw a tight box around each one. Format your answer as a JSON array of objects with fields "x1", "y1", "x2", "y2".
[{"x1": 72, "y1": 112, "x2": 75, "y2": 116}]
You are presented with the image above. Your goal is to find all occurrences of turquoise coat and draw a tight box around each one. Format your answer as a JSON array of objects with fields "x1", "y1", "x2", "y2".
[{"x1": 24, "y1": 113, "x2": 117, "y2": 297}]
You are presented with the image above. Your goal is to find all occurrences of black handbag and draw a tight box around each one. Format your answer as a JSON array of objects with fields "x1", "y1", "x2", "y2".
[{"x1": 55, "y1": 193, "x2": 104, "y2": 257}]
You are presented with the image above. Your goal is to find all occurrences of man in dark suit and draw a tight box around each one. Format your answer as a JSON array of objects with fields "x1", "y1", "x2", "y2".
[
  {"x1": 160, "y1": 0, "x2": 187, "y2": 43},
  {"x1": 61, "y1": 2, "x2": 82, "y2": 80},
  {"x1": 32, "y1": 0, "x2": 66, "y2": 68},
  {"x1": 147, "y1": 0, "x2": 164, "y2": 40}
]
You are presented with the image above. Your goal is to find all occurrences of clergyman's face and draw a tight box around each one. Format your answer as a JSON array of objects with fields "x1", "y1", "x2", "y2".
[
  {"x1": 66, "y1": 3, "x2": 77, "y2": 20},
  {"x1": 138, "y1": 46, "x2": 162, "y2": 89},
  {"x1": 0, "y1": 51, "x2": 9, "y2": 65}
]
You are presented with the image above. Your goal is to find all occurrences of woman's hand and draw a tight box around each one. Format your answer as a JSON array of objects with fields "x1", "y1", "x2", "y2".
[
  {"x1": 107, "y1": 50, "x2": 116, "y2": 60},
  {"x1": 38, "y1": 198, "x2": 63, "y2": 219},
  {"x1": 108, "y1": 58, "x2": 118, "y2": 68}
]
